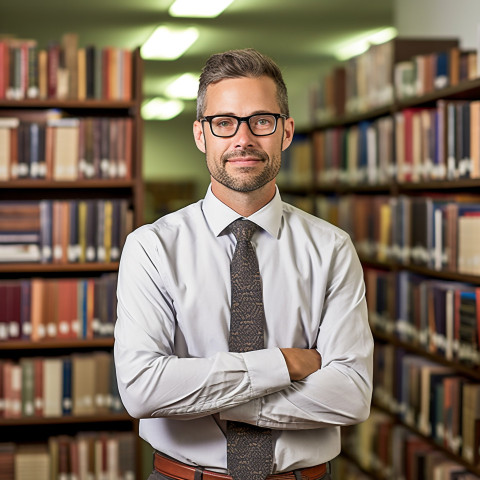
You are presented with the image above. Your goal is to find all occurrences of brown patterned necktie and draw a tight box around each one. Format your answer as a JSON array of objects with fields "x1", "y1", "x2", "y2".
[{"x1": 227, "y1": 219, "x2": 273, "y2": 480}]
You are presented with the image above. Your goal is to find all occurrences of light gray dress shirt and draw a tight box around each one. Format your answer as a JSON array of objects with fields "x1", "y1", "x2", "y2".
[{"x1": 114, "y1": 185, "x2": 373, "y2": 473}]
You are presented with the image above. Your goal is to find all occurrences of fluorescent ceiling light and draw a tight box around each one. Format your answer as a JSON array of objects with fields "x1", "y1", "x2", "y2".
[
  {"x1": 142, "y1": 98, "x2": 185, "y2": 120},
  {"x1": 141, "y1": 26, "x2": 199, "y2": 60},
  {"x1": 169, "y1": 0, "x2": 235, "y2": 18},
  {"x1": 335, "y1": 27, "x2": 398, "y2": 61},
  {"x1": 165, "y1": 73, "x2": 199, "y2": 100}
]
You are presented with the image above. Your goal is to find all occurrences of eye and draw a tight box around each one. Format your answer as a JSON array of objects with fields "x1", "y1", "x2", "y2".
[
  {"x1": 213, "y1": 117, "x2": 235, "y2": 129},
  {"x1": 252, "y1": 115, "x2": 273, "y2": 129}
]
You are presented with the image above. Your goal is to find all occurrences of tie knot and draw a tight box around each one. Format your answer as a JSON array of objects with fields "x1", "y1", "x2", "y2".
[{"x1": 230, "y1": 219, "x2": 257, "y2": 242}]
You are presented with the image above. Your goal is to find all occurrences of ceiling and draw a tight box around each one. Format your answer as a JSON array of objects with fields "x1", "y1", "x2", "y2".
[{"x1": 1, "y1": 0, "x2": 395, "y2": 125}]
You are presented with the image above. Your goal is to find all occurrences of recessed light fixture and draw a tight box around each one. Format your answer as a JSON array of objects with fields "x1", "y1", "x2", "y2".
[
  {"x1": 165, "y1": 73, "x2": 199, "y2": 100},
  {"x1": 142, "y1": 98, "x2": 185, "y2": 120},
  {"x1": 141, "y1": 26, "x2": 199, "y2": 60},
  {"x1": 335, "y1": 27, "x2": 398, "y2": 61},
  {"x1": 169, "y1": 0, "x2": 235, "y2": 18}
]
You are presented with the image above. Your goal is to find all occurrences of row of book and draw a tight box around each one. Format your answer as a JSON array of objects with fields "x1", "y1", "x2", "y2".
[
  {"x1": 317, "y1": 195, "x2": 480, "y2": 276},
  {"x1": 373, "y1": 347, "x2": 480, "y2": 467},
  {"x1": 366, "y1": 269, "x2": 480, "y2": 367},
  {"x1": 0, "y1": 116, "x2": 133, "y2": 181},
  {"x1": 0, "y1": 351, "x2": 122, "y2": 419},
  {"x1": 0, "y1": 199, "x2": 132, "y2": 264},
  {"x1": 0, "y1": 34, "x2": 134, "y2": 102},
  {"x1": 342, "y1": 409, "x2": 480, "y2": 479},
  {"x1": 0, "y1": 274, "x2": 118, "y2": 343},
  {"x1": 308, "y1": 99, "x2": 480, "y2": 186},
  {"x1": 396, "y1": 46, "x2": 479, "y2": 101},
  {"x1": 309, "y1": 37, "x2": 478, "y2": 122},
  {"x1": 0, "y1": 432, "x2": 135, "y2": 480}
]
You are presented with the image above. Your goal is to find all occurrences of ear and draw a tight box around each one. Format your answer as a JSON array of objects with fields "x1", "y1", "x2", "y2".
[
  {"x1": 193, "y1": 120, "x2": 206, "y2": 153},
  {"x1": 281, "y1": 117, "x2": 295, "y2": 151}
]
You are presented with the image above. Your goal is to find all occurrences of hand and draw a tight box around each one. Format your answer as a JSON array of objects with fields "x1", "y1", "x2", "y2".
[{"x1": 280, "y1": 348, "x2": 322, "y2": 381}]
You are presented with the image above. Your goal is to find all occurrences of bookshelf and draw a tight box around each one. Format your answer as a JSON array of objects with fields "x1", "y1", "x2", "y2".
[
  {"x1": 281, "y1": 37, "x2": 480, "y2": 480},
  {"x1": 0, "y1": 36, "x2": 144, "y2": 479}
]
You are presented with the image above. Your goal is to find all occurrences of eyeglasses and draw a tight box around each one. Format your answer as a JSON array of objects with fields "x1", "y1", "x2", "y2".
[{"x1": 200, "y1": 113, "x2": 288, "y2": 138}]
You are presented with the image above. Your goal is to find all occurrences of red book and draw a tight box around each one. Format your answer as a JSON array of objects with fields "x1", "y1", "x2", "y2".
[
  {"x1": 0, "y1": 361, "x2": 4, "y2": 418},
  {"x1": 402, "y1": 108, "x2": 419, "y2": 183},
  {"x1": 5, "y1": 282, "x2": 21, "y2": 340},
  {"x1": 57, "y1": 279, "x2": 70, "y2": 339},
  {"x1": 0, "y1": 41, "x2": 7, "y2": 99},
  {"x1": 44, "y1": 124, "x2": 54, "y2": 180}
]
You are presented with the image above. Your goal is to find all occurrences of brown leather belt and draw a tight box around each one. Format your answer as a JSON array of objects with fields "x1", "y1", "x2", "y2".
[{"x1": 154, "y1": 452, "x2": 327, "y2": 480}]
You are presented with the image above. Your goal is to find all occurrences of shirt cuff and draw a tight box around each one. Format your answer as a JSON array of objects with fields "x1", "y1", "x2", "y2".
[
  {"x1": 220, "y1": 348, "x2": 291, "y2": 424},
  {"x1": 243, "y1": 347, "x2": 291, "y2": 395}
]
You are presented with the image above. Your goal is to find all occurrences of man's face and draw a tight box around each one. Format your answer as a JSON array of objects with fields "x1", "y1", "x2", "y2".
[{"x1": 193, "y1": 76, "x2": 294, "y2": 194}]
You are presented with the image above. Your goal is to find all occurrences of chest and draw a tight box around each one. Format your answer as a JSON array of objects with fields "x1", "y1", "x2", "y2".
[{"x1": 164, "y1": 234, "x2": 329, "y2": 356}]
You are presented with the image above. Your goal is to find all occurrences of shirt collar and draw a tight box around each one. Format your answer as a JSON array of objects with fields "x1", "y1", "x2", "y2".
[{"x1": 202, "y1": 184, "x2": 283, "y2": 239}]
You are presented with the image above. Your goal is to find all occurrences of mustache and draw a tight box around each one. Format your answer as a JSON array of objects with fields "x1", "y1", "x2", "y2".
[{"x1": 222, "y1": 149, "x2": 269, "y2": 163}]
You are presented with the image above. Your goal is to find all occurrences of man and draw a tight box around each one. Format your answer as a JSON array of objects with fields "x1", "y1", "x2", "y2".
[{"x1": 114, "y1": 48, "x2": 373, "y2": 480}]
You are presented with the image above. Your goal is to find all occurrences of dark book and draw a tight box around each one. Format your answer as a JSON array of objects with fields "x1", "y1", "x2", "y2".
[
  {"x1": 85, "y1": 200, "x2": 97, "y2": 262},
  {"x1": 37, "y1": 123, "x2": 46, "y2": 179},
  {"x1": 85, "y1": 45, "x2": 96, "y2": 99},
  {"x1": 458, "y1": 291, "x2": 478, "y2": 366},
  {"x1": 5, "y1": 281, "x2": 21, "y2": 340},
  {"x1": 410, "y1": 197, "x2": 433, "y2": 266},
  {"x1": 62, "y1": 356, "x2": 72, "y2": 416},
  {"x1": 68, "y1": 200, "x2": 79, "y2": 263},
  {"x1": 100, "y1": 117, "x2": 110, "y2": 178},
  {"x1": 459, "y1": 102, "x2": 471, "y2": 178},
  {"x1": 434, "y1": 50, "x2": 449, "y2": 89},
  {"x1": 20, "y1": 280, "x2": 31, "y2": 340}
]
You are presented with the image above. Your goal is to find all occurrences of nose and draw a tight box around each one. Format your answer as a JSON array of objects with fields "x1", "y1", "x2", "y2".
[{"x1": 234, "y1": 120, "x2": 254, "y2": 147}]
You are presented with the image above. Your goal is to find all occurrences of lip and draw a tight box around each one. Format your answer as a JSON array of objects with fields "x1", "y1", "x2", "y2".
[{"x1": 227, "y1": 157, "x2": 263, "y2": 166}]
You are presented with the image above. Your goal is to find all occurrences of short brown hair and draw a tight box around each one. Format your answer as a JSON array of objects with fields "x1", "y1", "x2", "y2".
[{"x1": 196, "y1": 48, "x2": 289, "y2": 120}]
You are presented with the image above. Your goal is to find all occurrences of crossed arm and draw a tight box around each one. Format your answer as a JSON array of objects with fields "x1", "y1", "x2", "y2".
[
  {"x1": 114, "y1": 233, "x2": 373, "y2": 429},
  {"x1": 280, "y1": 348, "x2": 322, "y2": 381}
]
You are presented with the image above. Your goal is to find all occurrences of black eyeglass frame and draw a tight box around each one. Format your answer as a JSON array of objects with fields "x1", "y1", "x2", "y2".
[{"x1": 200, "y1": 113, "x2": 288, "y2": 138}]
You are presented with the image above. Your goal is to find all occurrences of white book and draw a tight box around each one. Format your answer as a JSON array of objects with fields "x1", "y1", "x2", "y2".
[{"x1": 42, "y1": 358, "x2": 63, "y2": 417}]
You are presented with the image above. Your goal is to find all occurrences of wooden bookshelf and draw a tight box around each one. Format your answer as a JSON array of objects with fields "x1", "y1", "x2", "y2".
[
  {"x1": 0, "y1": 338, "x2": 115, "y2": 351},
  {"x1": 298, "y1": 37, "x2": 480, "y2": 480},
  {"x1": 0, "y1": 40, "x2": 144, "y2": 478}
]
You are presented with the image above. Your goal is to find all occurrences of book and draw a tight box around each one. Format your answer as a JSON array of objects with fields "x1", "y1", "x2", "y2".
[
  {"x1": 14, "y1": 445, "x2": 50, "y2": 480},
  {"x1": 0, "y1": 443, "x2": 15, "y2": 480},
  {"x1": 458, "y1": 215, "x2": 480, "y2": 276},
  {"x1": 50, "y1": 117, "x2": 80, "y2": 181},
  {"x1": 42, "y1": 357, "x2": 63, "y2": 417},
  {"x1": 20, "y1": 357, "x2": 35, "y2": 417},
  {"x1": 72, "y1": 353, "x2": 96, "y2": 415}
]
